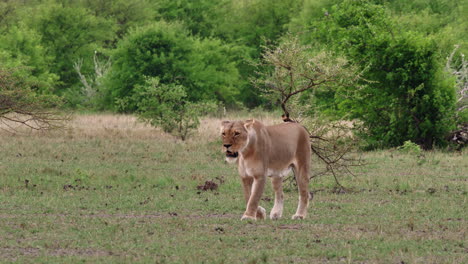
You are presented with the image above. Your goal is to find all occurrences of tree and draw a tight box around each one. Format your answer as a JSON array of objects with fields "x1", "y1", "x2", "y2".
[
  {"x1": 254, "y1": 36, "x2": 358, "y2": 121},
  {"x1": 0, "y1": 0, "x2": 22, "y2": 32},
  {"x1": 154, "y1": 0, "x2": 224, "y2": 38},
  {"x1": 445, "y1": 45, "x2": 468, "y2": 149},
  {"x1": 0, "y1": 25, "x2": 58, "y2": 93},
  {"x1": 30, "y1": 4, "x2": 115, "y2": 96},
  {"x1": 73, "y1": 51, "x2": 111, "y2": 109},
  {"x1": 213, "y1": 0, "x2": 302, "y2": 107},
  {"x1": 304, "y1": 0, "x2": 456, "y2": 149},
  {"x1": 0, "y1": 68, "x2": 65, "y2": 133},
  {"x1": 256, "y1": 36, "x2": 363, "y2": 188},
  {"x1": 183, "y1": 37, "x2": 242, "y2": 104},
  {"x1": 446, "y1": 45, "x2": 467, "y2": 116},
  {"x1": 77, "y1": 0, "x2": 155, "y2": 42},
  {"x1": 106, "y1": 21, "x2": 241, "y2": 111},
  {"x1": 132, "y1": 77, "x2": 217, "y2": 141}
]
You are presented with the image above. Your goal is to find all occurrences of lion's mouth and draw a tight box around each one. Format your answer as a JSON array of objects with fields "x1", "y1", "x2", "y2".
[{"x1": 225, "y1": 151, "x2": 238, "y2": 158}]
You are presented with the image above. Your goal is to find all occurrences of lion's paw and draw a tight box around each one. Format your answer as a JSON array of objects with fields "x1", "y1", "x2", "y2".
[
  {"x1": 292, "y1": 214, "x2": 306, "y2": 220},
  {"x1": 256, "y1": 206, "x2": 266, "y2": 220},
  {"x1": 241, "y1": 214, "x2": 256, "y2": 221},
  {"x1": 270, "y1": 211, "x2": 282, "y2": 220}
]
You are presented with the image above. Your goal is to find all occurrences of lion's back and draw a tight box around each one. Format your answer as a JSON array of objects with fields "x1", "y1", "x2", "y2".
[
  {"x1": 265, "y1": 122, "x2": 310, "y2": 158},
  {"x1": 266, "y1": 122, "x2": 309, "y2": 141}
]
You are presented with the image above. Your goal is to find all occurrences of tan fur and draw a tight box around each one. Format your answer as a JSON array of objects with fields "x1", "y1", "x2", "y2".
[{"x1": 221, "y1": 119, "x2": 311, "y2": 220}]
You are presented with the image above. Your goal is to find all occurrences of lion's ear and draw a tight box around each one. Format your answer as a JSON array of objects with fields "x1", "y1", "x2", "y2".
[
  {"x1": 244, "y1": 119, "x2": 255, "y2": 131},
  {"x1": 220, "y1": 121, "x2": 230, "y2": 134}
]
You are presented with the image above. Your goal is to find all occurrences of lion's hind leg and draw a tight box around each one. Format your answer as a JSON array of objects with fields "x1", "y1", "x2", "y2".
[{"x1": 292, "y1": 163, "x2": 310, "y2": 220}]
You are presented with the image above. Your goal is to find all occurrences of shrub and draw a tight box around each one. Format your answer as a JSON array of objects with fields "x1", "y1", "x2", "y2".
[
  {"x1": 397, "y1": 141, "x2": 422, "y2": 156},
  {"x1": 0, "y1": 68, "x2": 65, "y2": 132},
  {"x1": 106, "y1": 21, "x2": 240, "y2": 111},
  {"x1": 0, "y1": 26, "x2": 58, "y2": 93},
  {"x1": 30, "y1": 4, "x2": 114, "y2": 94},
  {"x1": 129, "y1": 77, "x2": 217, "y2": 141},
  {"x1": 308, "y1": 0, "x2": 457, "y2": 149}
]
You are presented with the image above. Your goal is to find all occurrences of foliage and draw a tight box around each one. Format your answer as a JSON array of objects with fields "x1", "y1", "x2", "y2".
[
  {"x1": 28, "y1": 3, "x2": 115, "y2": 96},
  {"x1": 211, "y1": 0, "x2": 302, "y2": 107},
  {"x1": 0, "y1": 25, "x2": 58, "y2": 93},
  {"x1": 0, "y1": 68, "x2": 65, "y2": 132},
  {"x1": 105, "y1": 21, "x2": 191, "y2": 111},
  {"x1": 0, "y1": 0, "x2": 466, "y2": 149},
  {"x1": 155, "y1": 0, "x2": 224, "y2": 37},
  {"x1": 256, "y1": 36, "x2": 363, "y2": 188},
  {"x1": 214, "y1": 0, "x2": 300, "y2": 52},
  {"x1": 305, "y1": 0, "x2": 456, "y2": 149},
  {"x1": 77, "y1": 0, "x2": 155, "y2": 42},
  {"x1": 377, "y1": 0, "x2": 466, "y2": 54},
  {"x1": 255, "y1": 36, "x2": 359, "y2": 120},
  {"x1": 446, "y1": 45, "x2": 468, "y2": 123},
  {"x1": 73, "y1": 52, "x2": 112, "y2": 110},
  {"x1": 288, "y1": 0, "x2": 342, "y2": 36},
  {"x1": 181, "y1": 37, "x2": 242, "y2": 104},
  {"x1": 0, "y1": 0, "x2": 24, "y2": 32},
  {"x1": 131, "y1": 77, "x2": 217, "y2": 140},
  {"x1": 397, "y1": 140, "x2": 422, "y2": 156},
  {"x1": 106, "y1": 21, "x2": 241, "y2": 111}
]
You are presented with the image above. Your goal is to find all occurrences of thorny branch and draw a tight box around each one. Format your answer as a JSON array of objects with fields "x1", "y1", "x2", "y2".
[
  {"x1": 256, "y1": 36, "x2": 364, "y2": 190},
  {"x1": 0, "y1": 68, "x2": 67, "y2": 133}
]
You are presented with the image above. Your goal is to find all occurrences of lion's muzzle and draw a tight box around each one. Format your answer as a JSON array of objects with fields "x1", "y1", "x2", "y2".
[
  {"x1": 223, "y1": 144, "x2": 239, "y2": 158},
  {"x1": 225, "y1": 150, "x2": 239, "y2": 158}
]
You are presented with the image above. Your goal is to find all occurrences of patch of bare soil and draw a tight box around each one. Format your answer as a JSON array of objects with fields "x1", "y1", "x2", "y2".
[
  {"x1": 277, "y1": 224, "x2": 302, "y2": 230},
  {"x1": 251, "y1": 224, "x2": 303, "y2": 230},
  {"x1": 0, "y1": 212, "x2": 239, "y2": 219},
  {"x1": 0, "y1": 246, "x2": 114, "y2": 261},
  {"x1": 197, "y1": 180, "x2": 218, "y2": 191}
]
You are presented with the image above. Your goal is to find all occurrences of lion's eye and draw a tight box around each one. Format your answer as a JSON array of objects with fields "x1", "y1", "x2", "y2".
[
  {"x1": 222, "y1": 132, "x2": 226, "y2": 137},
  {"x1": 234, "y1": 131, "x2": 240, "y2": 136}
]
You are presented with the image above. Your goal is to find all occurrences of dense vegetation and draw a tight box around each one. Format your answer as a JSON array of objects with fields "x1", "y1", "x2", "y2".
[{"x1": 1, "y1": 0, "x2": 466, "y2": 148}]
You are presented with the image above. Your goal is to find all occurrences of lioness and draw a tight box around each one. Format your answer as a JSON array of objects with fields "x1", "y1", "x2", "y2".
[{"x1": 221, "y1": 119, "x2": 311, "y2": 220}]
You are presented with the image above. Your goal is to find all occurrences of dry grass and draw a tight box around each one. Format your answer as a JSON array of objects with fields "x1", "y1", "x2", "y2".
[
  {"x1": 0, "y1": 113, "x2": 176, "y2": 141},
  {"x1": 68, "y1": 114, "x2": 169, "y2": 139},
  {"x1": 68, "y1": 112, "x2": 279, "y2": 140},
  {"x1": 0, "y1": 111, "x2": 320, "y2": 140}
]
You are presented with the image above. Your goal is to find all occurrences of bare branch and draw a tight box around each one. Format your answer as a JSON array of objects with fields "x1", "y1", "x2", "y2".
[
  {"x1": 255, "y1": 35, "x2": 364, "y2": 188},
  {"x1": 446, "y1": 45, "x2": 467, "y2": 113},
  {"x1": 73, "y1": 52, "x2": 111, "y2": 105},
  {"x1": 0, "y1": 68, "x2": 68, "y2": 133}
]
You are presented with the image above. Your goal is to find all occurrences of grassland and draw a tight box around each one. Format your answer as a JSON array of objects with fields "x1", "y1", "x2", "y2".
[{"x1": 0, "y1": 114, "x2": 466, "y2": 263}]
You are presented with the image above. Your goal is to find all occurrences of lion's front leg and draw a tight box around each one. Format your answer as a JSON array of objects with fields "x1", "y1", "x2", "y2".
[
  {"x1": 241, "y1": 177, "x2": 253, "y2": 204},
  {"x1": 270, "y1": 176, "x2": 284, "y2": 220},
  {"x1": 241, "y1": 175, "x2": 266, "y2": 220}
]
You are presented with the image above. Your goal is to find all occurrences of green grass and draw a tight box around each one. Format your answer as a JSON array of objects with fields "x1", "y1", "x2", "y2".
[{"x1": 0, "y1": 115, "x2": 466, "y2": 263}]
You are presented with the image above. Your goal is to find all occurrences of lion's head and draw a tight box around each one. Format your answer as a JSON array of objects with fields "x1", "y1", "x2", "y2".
[{"x1": 220, "y1": 120, "x2": 253, "y2": 162}]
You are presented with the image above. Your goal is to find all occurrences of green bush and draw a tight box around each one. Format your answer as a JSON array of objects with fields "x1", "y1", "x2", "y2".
[
  {"x1": 307, "y1": 0, "x2": 457, "y2": 149},
  {"x1": 29, "y1": 4, "x2": 115, "y2": 95},
  {"x1": 0, "y1": 26, "x2": 58, "y2": 93},
  {"x1": 129, "y1": 77, "x2": 217, "y2": 141},
  {"x1": 397, "y1": 140, "x2": 422, "y2": 155},
  {"x1": 105, "y1": 21, "x2": 241, "y2": 111},
  {"x1": 0, "y1": 68, "x2": 64, "y2": 131}
]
